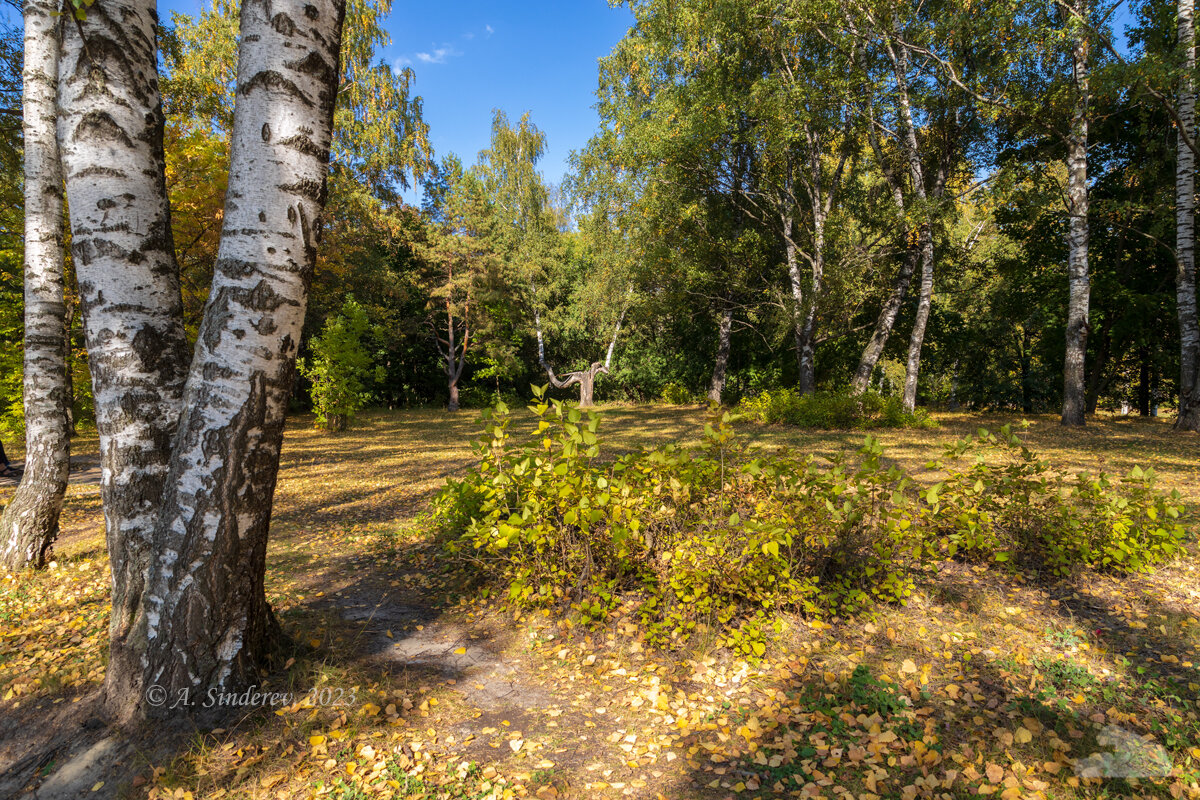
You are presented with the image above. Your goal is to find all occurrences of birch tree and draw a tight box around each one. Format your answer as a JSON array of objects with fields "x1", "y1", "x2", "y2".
[
  {"x1": 58, "y1": 0, "x2": 347, "y2": 721},
  {"x1": 1061, "y1": 0, "x2": 1092, "y2": 426},
  {"x1": 0, "y1": 0, "x2": 70, "y2": 571},
  {"x1": 1176, "y1": 0, "x2": 1200, "y2": 430}
]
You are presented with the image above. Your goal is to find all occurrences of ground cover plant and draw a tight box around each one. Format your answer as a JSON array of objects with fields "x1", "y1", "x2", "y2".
[
  {"x1": 737, "y1": 389, "x2": 936, "y2": 431},
  {"x1": 1, "y1": 406, "x2": 1197, "y2": 799}
]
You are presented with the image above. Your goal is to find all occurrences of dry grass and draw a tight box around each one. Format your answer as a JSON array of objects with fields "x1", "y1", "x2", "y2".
[{"x1": 0, "y1": 405, "x2": 1197, "y2": 800}]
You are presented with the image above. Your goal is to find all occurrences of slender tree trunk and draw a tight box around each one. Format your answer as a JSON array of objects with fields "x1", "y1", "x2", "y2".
[
  {"x1": 901, "y1": 226, "x2": 934, "y2": 412},
  {"x1": 852, "y1": 243, "x2": 918, "y2": 393},
  {"x1": 708, "y1": 306, "x2": 733, "y2": 405},
  {"x1": 798, "y1": 203, "x2": 826, "y2": 396},
  {"x1": 1019, "y1": 324, "x2": 1034, "y2": 413},
  {"x1": 1062, "y1": 11, "x2": 1091, "y2": 427},
  {"x1": 57, "y1": 0, "x2": 192, "y2": 713},
  {"x1": 1, "y1": 0, "x2": 71, "y2": 571},
  {"x1": 1176, "y1": 0, "x2": 1200, "y2": 430},
  {"x1": 1139, "y1": 347, "x2": 1152, "y2": 416},
  {"x1": 783, "y1": 211, "x2": 808, "y2": 386}
]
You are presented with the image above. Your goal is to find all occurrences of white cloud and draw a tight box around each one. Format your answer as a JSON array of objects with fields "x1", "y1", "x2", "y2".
[
  {"x1": 485, "y1": 24, "x2": 494, "y2": 37},
  {"x1": 415, "y1": 45, "x2": 461, "y2": 64}
]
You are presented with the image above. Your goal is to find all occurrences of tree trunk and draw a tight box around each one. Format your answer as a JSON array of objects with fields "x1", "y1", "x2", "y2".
[
  {"x1": 128, "y1": 0, "x2": 346, "y2": 722},
  {"x1": 901, "y1": 225, "x2": 934, "y2": 412},
  {"x1": 783, "y1": 211, "x2": 808, "y2": 388},
  {"x1": 852, "y1": 243, "x2": 919, "y2": 393},
  {"x1": 578, "y1": 368, "x2": 597, "y2": 408},
  {"x1": 708, "y1": 306, "x2": 733, "y2": 405},
  {"x1": 1139, "y1": 347, "x2": 1152, "y2": 416},
  {"x1": 448, "y1": 378, "x2": 460, "y2": 412},
  {"x1": 1, "y1": 0, "x2": 71, "y2": 572},
  {"x1": 798, "y1": 203, "x2": 826, "y2": 396},
  {"x1": 57, "y1": 0, "x2": 192, "y2": 713},
  {"x1": 1062, "y1": 11, "x2": 1091, "y2": 427},
  {"x1": 1177, "y1": 0, "x2": 1200, "y2": 431}
]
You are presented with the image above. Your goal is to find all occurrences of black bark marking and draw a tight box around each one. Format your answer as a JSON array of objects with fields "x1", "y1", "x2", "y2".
[
  {"x1": 216, "y1": 258, "x2": 258, "y2": 279},
  {"x1": 251, "y1": 316, "x2": 278, "y2": 336},
  {"x1": 304, "y1": 4, "x2": 319, "y2": 19},
  {"x1": 131, "y1": 324, "x2": 187, "y2": 384},
  {"x1": 278, "y1": 179, "x2": 324, "y2": 203},
  {"x1": 97, "y1": 198, "x2": 118, "y2": 209},
  {"x1": 276, "y1": 133, "x2": 325, "y2": 158},
  {"x1": 270, "y1": 12, "x2": 296, "y2": 36},
  {"x1": 287, "y1": 206, "x2": 297, "y2": 224},
  {"x1": 203, "y1": 362, "x2": 238, "y2": 382},
  {"x1": 74, "y1": 110, "x2": 134, "y2": 147},
  {"x1": 238, "y1": 70, "x2": 313, "y2": 107},
  {"x1": 284, "y1": 51, "x2": 334, "y2": 87},
  {"x1": 261, "y1": 123, "x2": 272, "y2": 142},
  {"x1": 258, "y1": 211, "x2": 267, "y2": 222},
  {"x1": 235, "y1": 280, "x2": 298, "y2": 313},
  {"x1": 74, "y1": 165, "x2": 127, "y2": 179}
]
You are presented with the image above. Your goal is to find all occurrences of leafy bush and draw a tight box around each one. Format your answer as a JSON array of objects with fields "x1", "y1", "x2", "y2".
[
  {"x1": 738, "y1": 387, "x2": 935, "y2": 429},
  {"x1": 659, "y1": 381, "x2": 699, "y2": 405},
  {"x1": 437, "y1": 389, "x2": 923, "y2": 657},
  {"x1": 298, "y1": 296, "x2": 384, "y2": 432},
  {"x1": 434, "y1": 403, "x2": 1186, "y2": 659},
  {"x1": 919, "y1": 425, "x2": 1187, "y2": 575}
]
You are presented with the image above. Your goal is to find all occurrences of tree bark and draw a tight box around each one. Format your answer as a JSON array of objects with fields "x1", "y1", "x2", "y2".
[
  {"x1": 1, "y1": 0, "x2": 71, "y2": 572},
  {"x1": 783, "y1": 210, "x2": 808, "y2": 387},
  {"x1": 1176, "y1": 0, "x2": 1200, "y2": 431},
  {"x1": 708, "y1": 305, "x2": 734, "y2": 405},
  {"x1": 1062, "y1": 8, "x2": 1091, "y2": 427},
  {"x1": 132, "y1": 0, "x2": 345, "y2": 721},
  {"x1": 901, "y1": 226, "x2": 934, "y2": 412},
  {"x1": 851, "y1": 243, "x2": 918, "y2": 393},
  {"x1": 57, "y1": 0, "x2": 192, "y2": 712}
]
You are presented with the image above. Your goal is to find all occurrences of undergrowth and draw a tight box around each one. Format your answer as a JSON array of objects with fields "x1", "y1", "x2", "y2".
[
  {"x1": 737, "y1": 387, "x2": 936, "y2": 429},
  {"x1": 433, "y1": 391, "x2": 1188, "y2": 659}
]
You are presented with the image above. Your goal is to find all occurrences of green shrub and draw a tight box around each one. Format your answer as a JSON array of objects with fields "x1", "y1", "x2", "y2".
[
  {"x1": 737, "y1": 388, "x2": 935, "y2": 429},
  {"x1": 659, "y1": 381, "x2": 699, "y2": 405},
  {"x1": 437, "y1": 389, "x2": 923, "y2": 657},
  {"x1": 919, "y1": 425, "x2": 1187, "y2": 575},
  {"x1": 298, "y1": 297, "x2": 384, "y2": 432},
  {"x1": 433, "y1": 405, "x2": 1186, "y2": 659}
]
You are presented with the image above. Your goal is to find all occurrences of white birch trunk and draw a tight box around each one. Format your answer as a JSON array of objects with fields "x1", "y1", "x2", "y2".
[
  {"x1": 1176, "y1": 0, "x2": 1200, "y2": 431},
  {"x1": 56, "y1": 0, "x2": 191, "y2": 710},
  {"x1": 1, "y1": 0, "x2": 71, "y2": 572},
  {"x1": 133, "y1": 0, "x2": 346, "y2": 718},
  {"x1": 1062, "y1": 11, "x2": 1091, "y2": 427}
]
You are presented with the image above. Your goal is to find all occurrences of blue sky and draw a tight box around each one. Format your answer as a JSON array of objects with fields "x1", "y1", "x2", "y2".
[{"x1": 157, "y1": 0, "x2": 635, "y2": 201}]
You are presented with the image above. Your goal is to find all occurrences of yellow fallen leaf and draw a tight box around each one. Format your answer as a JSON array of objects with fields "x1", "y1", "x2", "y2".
[
  {"x1": 309, "y1": 735, "x2": 326, "y2": 746},
  {"x1": 509, "y1": 739, "x2": 524, "y2": 753},
  {"x1": 901, "y1": 659, "x2": 918, "y2": 674},
  {"x1": 454, "y1": 647, "x2": 467, "y2": 655},
  {"x1": 985, "y1": 763, "x2": 1004, "y2": 783},
  {"x1": 1015, "y1": 727, "x2": 1033, "y2": 744}
]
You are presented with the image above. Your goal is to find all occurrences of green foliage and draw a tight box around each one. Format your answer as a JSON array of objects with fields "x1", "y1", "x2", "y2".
[
  {"x1": 737, "y1": 388, "x2": 936, "y2": 430},
  {"x1": 658, "y1": 382, "x2": 700, "y2": 405},
  {"x1": 438, "y1": 391, "x2": 924, "y2": 657},
  {"x1": 435, "y1": 403, "x2": 1187, "y2": 659},
  {"x1": 298, "y1": 297, "x2": 384, "y2": 432},
  {"x1": 919, "y1": 425, "x2": 1188, "y2": 575}
]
